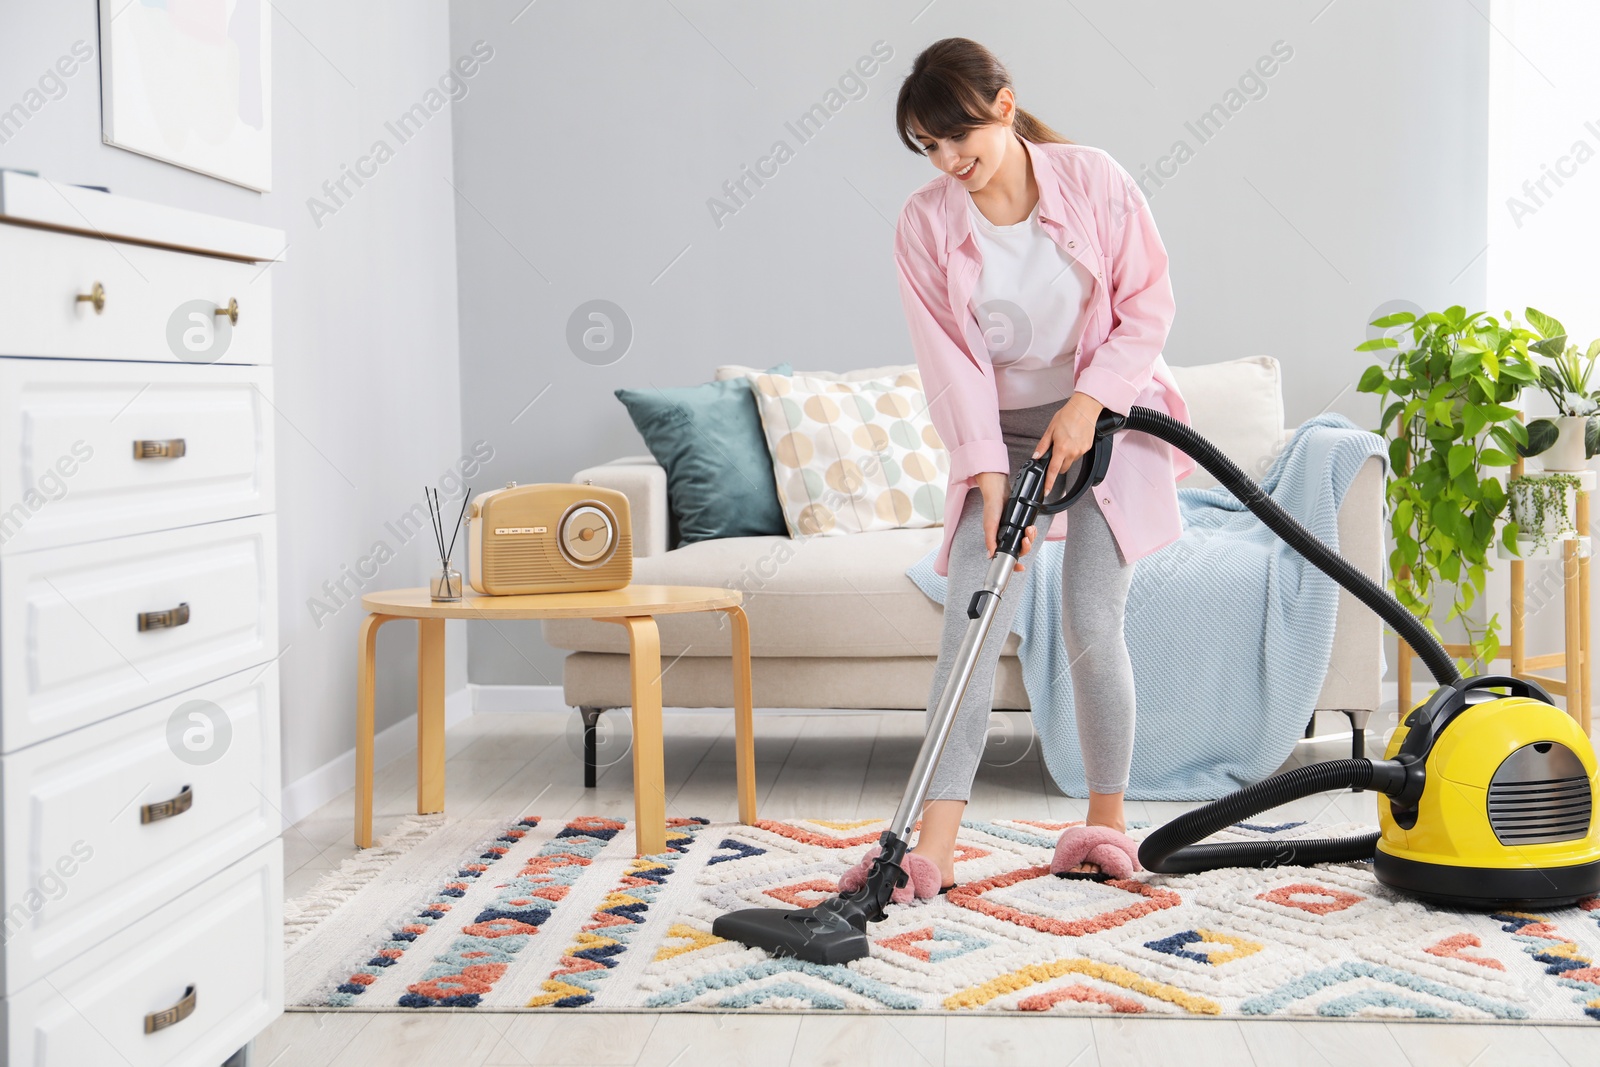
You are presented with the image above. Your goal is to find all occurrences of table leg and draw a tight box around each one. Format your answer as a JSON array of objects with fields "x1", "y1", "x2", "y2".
[
  {"x1": 722, "y1": 605, "x2": 757, "y2": 825},
  {"x1": 1578, "y1": 490, "x2": 1592, "y2": 735},
  {"x1": 356, "y1": 614, "x2": 395, "y2": 848},
  {"x1": 618, "y1": 615, "x2": 666, "y2": 856},
  {"x1": 1565, "y1": 539, "x2": 1583, "y2": 723},
  {"x1": 417, "y1": 617, "x2": 447, "y2": 815}
]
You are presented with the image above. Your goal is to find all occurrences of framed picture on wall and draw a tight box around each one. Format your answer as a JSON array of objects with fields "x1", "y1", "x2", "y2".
[{"x1": 98, "y1": 0, "x2": 272, "y2": 191}]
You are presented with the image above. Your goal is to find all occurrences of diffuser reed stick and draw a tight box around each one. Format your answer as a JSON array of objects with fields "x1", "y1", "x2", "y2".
[{"x1": 426, "y1": 485, "x2": 471, "y2": 601}]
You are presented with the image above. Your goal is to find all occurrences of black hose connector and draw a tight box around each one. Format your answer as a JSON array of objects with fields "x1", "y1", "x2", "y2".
[{"x1": 1122, "y1": 407, "x2": 1459, "y2": 689}]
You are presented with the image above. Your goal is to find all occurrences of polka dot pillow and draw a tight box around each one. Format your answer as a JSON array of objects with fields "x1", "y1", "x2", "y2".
[{"x1": 742, "y1": 369, "x2": 949, "y2": 536}]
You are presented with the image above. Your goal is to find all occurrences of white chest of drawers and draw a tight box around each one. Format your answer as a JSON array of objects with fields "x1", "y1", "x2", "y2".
[{"x1": 0, "y1": 179, "x2": 285, "y2": 1067}]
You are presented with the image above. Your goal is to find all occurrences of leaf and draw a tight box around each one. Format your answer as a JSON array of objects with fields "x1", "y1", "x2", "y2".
[
  {"x1": 1356, "y1": 337, "x2": 1400, "y2": 353},
  {"x1": 1448, "y1": 444, "x2": 1473, "y2": 477},
  {"x1": 1380, "y1": 400, "x2": 1405, "y2": 434},
  {"x1": 1387, "y1": 435, "x2": 1409, "y2": 472},
  {"x1": 1589, "y1": 415, "x2": 1600, "y2": 459},
  {"x1": 1357, "y1": 365, "x2": 1388, "y2": 392},
  {"x1": 1525, "y1": 306, "x2": 1565, "y2": 339},
  {"x1": 1450, "y1": 345, "x2": 1483, "y2": 379},
  {"x1": 1462, "y1": 403, "x2": 1487, "y2": 439},
  {"x1": 1372, "y1": 311, "x2": 1416, "y2": 328},
  {"x1": 1393, "y1": 498, "x2": 1414, "y2": 533},
  {"x1": 1519, "y1": 417, "x2": 1558, "y2": 456},
  {"x1": 1440, "y1": 552, "x2": 1462, "y2": 583},
  {"x1": 1501, "y1": 520, "x2": 1522, "y2": 556},
  {"x1": 1479, "y1": 448, "x2": 1514, "y2": 466}
]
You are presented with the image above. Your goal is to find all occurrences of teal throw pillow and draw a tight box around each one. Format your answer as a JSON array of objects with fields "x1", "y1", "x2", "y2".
[{"x1": 615, "y1": 363, "x2": 791, "y2": 546}]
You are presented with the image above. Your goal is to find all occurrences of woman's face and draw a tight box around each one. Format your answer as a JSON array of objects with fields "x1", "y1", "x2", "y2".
[{"x1": 911, "y1": 88, "x2": 1016, "y2": 191}]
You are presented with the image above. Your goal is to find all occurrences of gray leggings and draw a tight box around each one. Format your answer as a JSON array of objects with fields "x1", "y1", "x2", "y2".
[{"x1": 924, "y1": 399, "x2": 1137, "y2": 800}]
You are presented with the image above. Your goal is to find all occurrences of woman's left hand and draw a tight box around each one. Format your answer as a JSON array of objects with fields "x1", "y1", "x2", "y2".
[{"x1": 1033, "y1": 392, "x2": 1106, "y2": 496}]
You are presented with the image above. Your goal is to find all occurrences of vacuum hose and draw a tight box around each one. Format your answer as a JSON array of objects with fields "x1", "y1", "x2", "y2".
[
  {"x1": 1120, "y1": 406, "x2": 1460, "y2": 688},
  {"x1": 1112, "y1": 406, "x2": 1440, "y2": 875}
]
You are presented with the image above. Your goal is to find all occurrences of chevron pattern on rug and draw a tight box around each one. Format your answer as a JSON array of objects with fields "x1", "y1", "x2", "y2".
[{"x1": 284, "y1": 815, "x2": 1600, "y2": 1021}]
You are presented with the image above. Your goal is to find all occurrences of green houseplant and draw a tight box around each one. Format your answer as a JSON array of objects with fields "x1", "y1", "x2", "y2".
[
  {"x1": 1506, "y1": 471, "x2": 1581, "y2": 554},
  {"x1": 1518, "y1": 307, "x2": 1600, "y2": 469},
  {"x1": 1356, "y1": 305, "x2": 1542, "y2": 671}
]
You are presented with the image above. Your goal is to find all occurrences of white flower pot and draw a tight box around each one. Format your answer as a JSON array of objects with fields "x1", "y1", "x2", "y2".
[
  {"x1": 1510, "y1": 478, "x2": 1577, "y2": 552},
  {"x1": 1538, "y1": 415, "x2": 1590, "y2": 471}
]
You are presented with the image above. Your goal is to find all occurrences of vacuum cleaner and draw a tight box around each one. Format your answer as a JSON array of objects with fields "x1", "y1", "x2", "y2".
[{"x1": 713, "y1": 406, "x2": 1600, "y2": 965}]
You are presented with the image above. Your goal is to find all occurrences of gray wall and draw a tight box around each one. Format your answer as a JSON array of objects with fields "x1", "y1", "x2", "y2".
[
  {"x1": 0, "y1": 1, "x2": 471, "y2": 788},
  {"x1": 450, "y1": 0, "x2": 1489, "y2": 686}
]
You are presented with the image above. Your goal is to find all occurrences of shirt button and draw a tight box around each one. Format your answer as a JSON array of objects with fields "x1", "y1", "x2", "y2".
[{"x1": 1102, "y1": 496, "x2": 1112, "y2": 505}]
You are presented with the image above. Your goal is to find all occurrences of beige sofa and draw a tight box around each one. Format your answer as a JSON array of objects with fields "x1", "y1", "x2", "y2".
[{"x1": 544, "y1": 357, "x2": 1384, "y2": 781}]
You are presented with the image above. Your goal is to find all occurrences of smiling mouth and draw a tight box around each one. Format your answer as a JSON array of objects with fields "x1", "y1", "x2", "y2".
[{"x1": 955, "y1": 160, "x2": 977, "y2": 180}]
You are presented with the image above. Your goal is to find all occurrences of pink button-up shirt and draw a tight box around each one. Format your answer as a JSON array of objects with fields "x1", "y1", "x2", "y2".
[{"x1": 894, "y1": 137, "x2": 1196, "y2": 577}]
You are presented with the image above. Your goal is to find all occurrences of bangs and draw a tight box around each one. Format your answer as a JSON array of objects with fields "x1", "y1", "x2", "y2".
[{"x1": 897, "y1": 76, "x2": 995, "y2": 154}]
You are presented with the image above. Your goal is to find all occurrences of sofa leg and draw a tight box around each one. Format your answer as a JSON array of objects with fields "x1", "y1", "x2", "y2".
[
  {"x1": 1340, "y1": 709, "x2": 1374, "y2": 788},
  {"x1": 579, "y1": 706, "x2": 607, "y2": 788}
]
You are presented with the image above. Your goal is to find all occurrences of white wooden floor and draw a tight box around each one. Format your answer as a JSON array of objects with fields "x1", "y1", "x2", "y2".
[{"x1": 258, "y1": 707, "x2": 1600, "y2": 1067}]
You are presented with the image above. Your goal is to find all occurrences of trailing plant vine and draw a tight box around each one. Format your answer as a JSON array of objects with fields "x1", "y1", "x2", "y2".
[
  {"x1": 1356, "y1": 306, "x2": 1541, "y2": 673},
  {"x1": 1506, "y1": 472, "x2": 1581, "y2": 555}
]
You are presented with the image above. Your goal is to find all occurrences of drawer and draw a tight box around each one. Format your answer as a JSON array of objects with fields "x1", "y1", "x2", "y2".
[
  {"x1": 0, "y1": 358, "x2": 275, "y2": 554},
  {"x1": 0, "y1": 222, "x2": 272, "y2": 365},
  {"x1": 4, "y1": 839, "x2": 282, "y2": 1067},
  {"x1": 0, "y1": 664, "x2": 280, "y2": 993},
  {"x1": 0, "y1": 514, "x2": 279, "y2": 750}
]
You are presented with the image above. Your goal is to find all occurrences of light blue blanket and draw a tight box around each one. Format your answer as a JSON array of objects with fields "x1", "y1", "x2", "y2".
[{"x1": 907, "y1": 413, "x2": 1388, "y2": 800}]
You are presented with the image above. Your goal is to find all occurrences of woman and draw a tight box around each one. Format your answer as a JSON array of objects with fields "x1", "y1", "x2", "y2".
[{"x1": 843, "y1": 38, "x2": 1195, "y2": 899}]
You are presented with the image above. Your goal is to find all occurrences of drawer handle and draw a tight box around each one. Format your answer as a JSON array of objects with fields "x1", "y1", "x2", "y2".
[
  {"x1": 214, "y1": 297, "x2": 239, "y2": 326},
  {"x1": 141, "y1": 785, "x2": 193, "y2": 824},
  {"x1": 144, "y1": 985, "x2": 196, "y2": 1034},
  {"x1": 138, "y1": 603, "x2": 190, "y2": 632},
  {"x1": 76, "y1": 281, "x2": 106, "y2": 314},
  {"x1": 133, "y1": 438, "x2": 186, "y2": 460}
]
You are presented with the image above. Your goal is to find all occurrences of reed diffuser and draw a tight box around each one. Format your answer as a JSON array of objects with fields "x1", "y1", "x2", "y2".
[{"x1": 426, "y1": 486, "x2": 471, "y2": 601}]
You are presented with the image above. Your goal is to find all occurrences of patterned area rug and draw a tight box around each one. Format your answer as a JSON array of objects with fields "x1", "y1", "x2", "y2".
[{"x1": 283, "y1": 814, "x2": 1600, "y2": 1021}]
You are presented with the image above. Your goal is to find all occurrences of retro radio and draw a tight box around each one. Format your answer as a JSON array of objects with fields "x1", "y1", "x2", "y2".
[{"x1": 465, "y1": 482, "x2": 632, "y2": 595}]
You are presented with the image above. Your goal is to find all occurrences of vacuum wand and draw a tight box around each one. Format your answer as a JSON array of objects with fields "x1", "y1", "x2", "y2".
[
  {"x1": 708, "y1": 418, "x2": 1121, "y2": 965},
  {"x1": 890, "y1": 411, "x2": 1125, "y2": 839}
]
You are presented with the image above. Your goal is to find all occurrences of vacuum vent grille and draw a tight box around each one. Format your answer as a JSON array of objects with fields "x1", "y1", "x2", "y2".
[{"x1": 1487, "y1": 742, "x2": 1593, "y2": 846}]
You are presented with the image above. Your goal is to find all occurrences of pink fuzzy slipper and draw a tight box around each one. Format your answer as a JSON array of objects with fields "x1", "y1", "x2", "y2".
[
  {"x1": 1050, "y1": 826, "x2": 1142, "y2": 881},
  {"x1": 837, "y1": 846, "x2": 944, "y2": 904}
]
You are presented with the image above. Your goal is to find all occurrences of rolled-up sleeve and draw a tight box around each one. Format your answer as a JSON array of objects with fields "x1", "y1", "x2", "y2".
[
  {"x1": 1071, "y1": 152, "x2": 1176, "y2": 417},
  {"x1": 893, "y1": 207, "x2": 1008, "y2": 484}
]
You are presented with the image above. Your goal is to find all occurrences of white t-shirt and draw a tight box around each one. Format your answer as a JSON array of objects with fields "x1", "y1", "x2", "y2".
[{"x1": 966, "y1": 196, "x2": 1095, "y2": 410}]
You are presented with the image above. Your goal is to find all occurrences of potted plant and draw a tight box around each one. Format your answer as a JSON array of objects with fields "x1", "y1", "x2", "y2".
[
  {"x1": 1506, "y1": 472, "x2": 1580, "y2": 554},
  {"x1": 1518, "y1": 307, "x2": 1600, "y2": 471},
  {"x1": 1356, "y1": 305, "x2": 1541, "y2": 671}
]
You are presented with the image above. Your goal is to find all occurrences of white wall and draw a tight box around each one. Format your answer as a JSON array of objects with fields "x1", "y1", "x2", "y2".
[
  {"x1": 1487, "y1": 0, "x2": 1600, "y2": 683},
  {"x1": 0, "y1": 1, "x2": 472, "y2": 797},
  {"x1": 448, "y1": 0, "x2": 1490, "y2": 686}
]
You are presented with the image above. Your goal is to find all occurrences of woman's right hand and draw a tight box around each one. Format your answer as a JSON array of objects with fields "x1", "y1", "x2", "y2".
[{"x1": 975, "y1": 471, "x2": 1036, "y2": 572}]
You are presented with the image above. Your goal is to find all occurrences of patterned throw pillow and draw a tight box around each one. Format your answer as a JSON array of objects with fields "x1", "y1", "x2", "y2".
[{"x1": 743, "y1": 369, "x2": 949, "y2": 536}]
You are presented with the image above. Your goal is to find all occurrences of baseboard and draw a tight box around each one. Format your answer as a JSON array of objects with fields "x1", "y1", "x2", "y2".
[
  {"x1": 470, "y1": 683, "x2": 568, "y2": 713},
  {"x1": 280, "y1": 686, "x2": 473, "y2": 826}
]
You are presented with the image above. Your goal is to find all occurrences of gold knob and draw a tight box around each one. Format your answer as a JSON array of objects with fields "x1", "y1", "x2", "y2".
[
  {"x1": 214, "y1": 297, "x2": 239, "y2": 326},
  {"x1": 76, "y1": 281, "x2": 106, "y2": 314}
]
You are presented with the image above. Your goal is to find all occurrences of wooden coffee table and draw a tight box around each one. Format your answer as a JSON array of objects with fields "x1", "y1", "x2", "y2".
[{"x1": 355, "y1": 585, "x2": 755, "y2": 855}]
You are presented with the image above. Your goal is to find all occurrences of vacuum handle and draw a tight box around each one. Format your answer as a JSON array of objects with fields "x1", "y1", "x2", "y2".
[
  {"x1": 993, "y1": 410, "x2": 1123, "y2": 558},
  {"x1": 1037, "y1": 410, "x2": 1125, "y2": 515}
]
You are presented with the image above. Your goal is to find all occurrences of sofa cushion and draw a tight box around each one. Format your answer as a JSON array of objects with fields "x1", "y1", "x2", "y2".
[
  {"x1": 744, "y1": 369, "x2": 950, "y2": 537},
  {"x1": 613, "y1": 362, "x2": 790, "y2": 545},
  {"x1": 1165, "y1": 356, "x2": 1284, "y2": 489},
  {"x1": 541, "y1": 526, "x2": 1020, "y2": 658}
]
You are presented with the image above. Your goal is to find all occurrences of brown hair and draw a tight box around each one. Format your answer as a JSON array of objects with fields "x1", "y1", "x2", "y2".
[{"x1": 895, "y1": 38, "x2": 1071, "y2": 155}]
